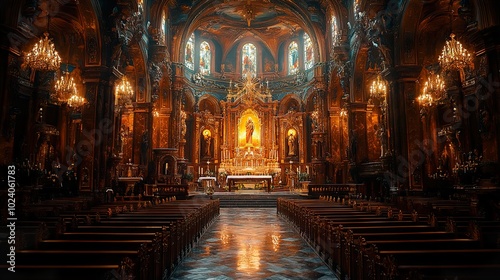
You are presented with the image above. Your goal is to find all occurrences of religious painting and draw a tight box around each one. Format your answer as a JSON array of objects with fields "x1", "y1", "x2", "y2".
[{"x1": 238, "y1": 109, "x2": 261, "y2": 148}]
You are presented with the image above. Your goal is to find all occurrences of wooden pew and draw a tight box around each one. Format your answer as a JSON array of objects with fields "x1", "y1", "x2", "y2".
[{"x1": 277, "y1": 197, "x2": 499, "y2": 280}]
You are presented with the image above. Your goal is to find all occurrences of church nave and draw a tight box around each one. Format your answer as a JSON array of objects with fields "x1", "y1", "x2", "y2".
[{"x1": 171, "y1": 208, "x2": 337, "y2": 280}]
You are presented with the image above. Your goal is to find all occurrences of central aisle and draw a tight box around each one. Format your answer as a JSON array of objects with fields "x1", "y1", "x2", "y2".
[{"x1": 171, "y1": 208, "x2": 337, "y2": 279}]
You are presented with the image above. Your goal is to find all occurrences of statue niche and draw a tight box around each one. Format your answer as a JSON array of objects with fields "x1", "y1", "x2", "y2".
[
  {"x1": 287, "y1": 128, "x2": 298, "y2": 158},
  {"x1": 239, "y1": 109, "x2": 261, "y2": 148},
  {"x1": 201, "y1": 129, "x2": 213, "y2": 159}
]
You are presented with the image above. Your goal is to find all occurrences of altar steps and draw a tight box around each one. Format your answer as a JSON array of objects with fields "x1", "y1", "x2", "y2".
[{"x1": 213, "y1": 193, "x2": 303, "y2": 208}]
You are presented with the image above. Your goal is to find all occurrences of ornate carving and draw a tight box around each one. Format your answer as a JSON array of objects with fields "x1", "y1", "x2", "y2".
[
  {"x1": 149, "y1": 62, "x2": 163, "y2": 102},
  {"x1": 86, "y1": 35, "x2": 98, "y2": 64}
]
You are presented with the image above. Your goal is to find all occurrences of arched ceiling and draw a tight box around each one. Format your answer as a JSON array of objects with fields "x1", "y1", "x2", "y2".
[{"x1": 168, "y1": 0, "x2": 329, "y2": 57}]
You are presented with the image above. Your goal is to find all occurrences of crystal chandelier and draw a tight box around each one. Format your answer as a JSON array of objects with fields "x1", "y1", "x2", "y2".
[
  {"x1": 67, "y1": 92, "x2": 86, "y2": 108},
  {"x1": 115, "y1": 75, "x2": 134, "y2": 107},
  {"x1": 52, "y1": 71, "x2": 77, "y2": 104},
  {"x1": 438, "y1": 33, "x2": 473, "y2": 72},
  {"x1": 417, "y1": 73, "x2": 446, "y2": 107},
  {"x1": 23, "y1": 32, "x2": 61, "y2": 72},
  {"x1": 369, "y1": 74, "x2": 387, "y2": 100},
  {"x1": 226, "y1": 70, "x2": 271, "y2": 104}
]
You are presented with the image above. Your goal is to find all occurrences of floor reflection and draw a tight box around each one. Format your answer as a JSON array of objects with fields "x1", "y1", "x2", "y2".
[{"x1": 170, "y1": 208, "x2": 337, "y2": 279}]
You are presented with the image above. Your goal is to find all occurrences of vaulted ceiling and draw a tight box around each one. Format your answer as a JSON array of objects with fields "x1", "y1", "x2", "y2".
[{"x1": 168, "y1": 0, "x2": 327, "y2": 56}]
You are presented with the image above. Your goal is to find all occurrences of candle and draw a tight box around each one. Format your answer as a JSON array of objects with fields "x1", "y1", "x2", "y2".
[
  {"x1": 306, "y1": 166, "x2": 309, "y2": 174},
  {"x1": 201, "y1": 168, "x2": 204, "y2": 175},
  {"x1": 165, "y1": 163, "x2": 168, "y2": 174}
]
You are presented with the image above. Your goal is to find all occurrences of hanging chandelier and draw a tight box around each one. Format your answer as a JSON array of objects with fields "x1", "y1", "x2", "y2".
[
  {"x1": 438, "y1": 33, "x2": 473, "y2": 72},
  {"x1": 115, "y1": 75, "x2": 134, "y2": 107},
  {"x1": 417, "y1": 92, "x2": 434, "y2": 108},
  {"x1": 369, "y1": 74, "x2": 387, "y2": 100},
  {"x1": 418, "y1": 73, "x2": 446, "y2": 108},
  {"x1": 67, "y1": 92, "x2": 86, "y2": 108},
  {"x1": 52, "y1": 71, "x2": 77, "y2": 105},
  {"x1": 23, "y1": 32, "x2": 61, "y2": 72}
]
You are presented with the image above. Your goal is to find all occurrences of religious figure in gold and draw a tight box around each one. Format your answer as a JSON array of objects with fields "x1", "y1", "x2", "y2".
[
  {"x1": 203, "y1": 130, "x2": 212, "y2": 156},
  {"x1": 180, "y1": 108, "x2": 187, "y2": 140},
  {"x1": 288, "y1": 131, "x2": 296, "y2": 156},
  {"x1": 246, "y1": 118, "x2": 254, "y2": 144}
]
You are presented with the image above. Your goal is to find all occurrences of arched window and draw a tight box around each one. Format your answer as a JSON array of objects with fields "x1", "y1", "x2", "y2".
[
  {"x1": 304, "y1": 33, "x2": 314, "y2": 70},
  {"x1": 160, "y1": 10, "x2": 166, "y2": 44},
  {"x1": 288, "y1": 41, "x2": 299, "y2": 75},
  {"x1": 185, "y1": 33, "x2": 194, "y2": 70},
  {"x1": 242, "y1": 43, "x2": 257, "y2": 75},
  {"x1": 199, "y1": 41, "x2": 211, "y2": 75},
  {"x1": 331, "y1": 16, "x2": 338, "y2": 48}
]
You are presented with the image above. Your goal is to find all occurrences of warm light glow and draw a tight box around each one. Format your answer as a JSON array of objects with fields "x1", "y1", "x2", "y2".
[
  {"x1": 271, "y1": 234, "x2": 281, "y2": 252},
  {"x1": 417, "y1": 93, "x2": 434, "y2": 108},
  {"x1": 340, "y1": 107, "x2": 348, "y2": 118},
  {"x1": 115, "y1": 75, "x2": 134, "y2": 106},
  {"x1": 438, "y1": 33, "x2": 473, "y2": 72},
  {"x1": 67, "y1": 92, "x2": 86, "y2": 108},
  {"x1": 23, "y1": 32, "x2": 61, "y2": 72},
  {"x1": 418, "y1": 73, "x2": 446, "y2": 107},
  {"x1": 203, "y1": 129, "x2": 212, "y2": 138},
  {"x1": 227, "y1": 71, "x2": 271, "y2": 104},
  {"x1": 52, "y1": 71, "x2": 77, "y2": 104},
  {"x1": 370, "y1": 74, "x2": 387, "y2": 100},
  {"x1": 238, "y1": 110, "x2": 260, "y2": 148}
]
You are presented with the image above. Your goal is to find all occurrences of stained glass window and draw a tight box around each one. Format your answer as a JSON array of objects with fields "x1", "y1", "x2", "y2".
[
  {"x1": 200, "y1": 41, "x2": 211, "y2": 75},
  {"x1": 242, "y1": 43, "x2": 257, "y2": 75},
  {"x1": 185, "y1": 33, "x2": 194, "y2": 70},
  {"x1": 331, "y1": 16, "x2": 338, "y2": 48},
  {"x1": 304, "y1": 33, "x2": 314, "y2": 70},
  {"x1": 288, "y1": 41, "x2": 299, "y2": 75},
  {"x1": 160, "y1": 10, "x2": 166, "y2": 44}
]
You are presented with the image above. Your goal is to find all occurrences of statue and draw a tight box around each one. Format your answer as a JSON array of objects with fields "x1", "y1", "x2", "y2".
[
  {"x1": 246, "y1": 118, "x2": 254, "y2": 144},
  {"x1": 203, "y1": 131, "x2": 211, "y2": 156},
  {"x1": 180, "y1": 108, "x2": 187, "y2": 140},
  {"x1": 288, "y1": 132, "x2": 296, "y2": 156}
]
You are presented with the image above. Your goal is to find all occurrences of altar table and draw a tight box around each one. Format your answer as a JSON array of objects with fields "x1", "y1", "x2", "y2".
[{"x1": 226, "y1": 175, "x2": 273, "y2": 192}]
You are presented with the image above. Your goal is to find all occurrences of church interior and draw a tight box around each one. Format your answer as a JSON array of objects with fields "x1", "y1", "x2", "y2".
[{"x1": 1, "y1": 0, "x2": 500, "y2": 279}]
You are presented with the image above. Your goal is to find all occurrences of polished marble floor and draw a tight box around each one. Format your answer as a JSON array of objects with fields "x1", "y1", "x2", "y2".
[{"x1": 170, "y1": 208, "x2": 338, "y2": 280}]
